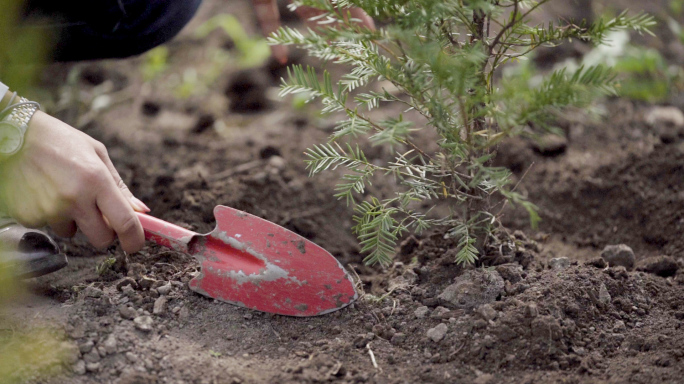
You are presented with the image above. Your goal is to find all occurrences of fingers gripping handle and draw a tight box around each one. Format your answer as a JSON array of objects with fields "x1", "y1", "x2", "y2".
[{"x1": 135, "y1": 213, "x2": 197, "y2": 253}]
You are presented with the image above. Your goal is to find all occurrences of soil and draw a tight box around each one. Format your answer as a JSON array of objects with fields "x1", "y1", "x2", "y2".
[{"x1": 2, "y1": 1, "x2": 684, "y2": 383}]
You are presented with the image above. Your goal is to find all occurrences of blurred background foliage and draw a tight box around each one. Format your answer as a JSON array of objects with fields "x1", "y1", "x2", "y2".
[{"x1": 0, "y1": 0, "x2": 67, "y2": 382}]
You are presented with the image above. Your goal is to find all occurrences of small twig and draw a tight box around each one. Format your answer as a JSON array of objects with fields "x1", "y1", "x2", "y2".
[
  {"x1": 495, "y1": 161, "x2": 535, "y2": 217},
  {"x1": 366, "y1": 342, "x2": 379, "y2": 370},
  {"x1": 209, "y1": 160, "x2": 264, "y2": 181}
]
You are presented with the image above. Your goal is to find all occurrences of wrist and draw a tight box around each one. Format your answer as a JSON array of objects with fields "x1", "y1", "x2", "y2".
[{"x1": 0, "y1": 90, "x2": 11, "y2": 111}]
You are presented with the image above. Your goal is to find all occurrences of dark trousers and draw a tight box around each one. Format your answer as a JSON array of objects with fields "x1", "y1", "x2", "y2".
[{"x1": 22, "y1": 0, "x2": 203, "y2": 61}]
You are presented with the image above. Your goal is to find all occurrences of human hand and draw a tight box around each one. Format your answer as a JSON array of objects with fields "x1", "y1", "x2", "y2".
[
  {"x1": 0, "y1": 111, "x2": 148, "y2": 253},
  {"x1": 251, "y1": 0, "x2": 375, "y2": 64}
]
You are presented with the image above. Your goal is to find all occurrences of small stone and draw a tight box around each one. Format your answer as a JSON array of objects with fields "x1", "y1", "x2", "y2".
[
  {"x1": 134, "y1": 316, "x2": 154, "y2": 332},
  {"x1": 103, "y1": 335, "x2": 117, "y2": 355},
  {"x1": 586, "y1": 258, "x2": 607, "y2": 269},
  {"x1": 390, "y1": 332, "x2": 406, "y2": 345},
  {"x1": 153, "y1": 296, "x2": 168, "y2": 315},
  {"x1": 121, "y1": 285, "x2": 136, "y2": 297},
  {"x1": 426, "y1": 323, "x2": 448, "y2": 342},
  {"x1": 601, "y1": 244, "x2": 635, "y2": 270},
  {"x1": 125, "y1": 352, "x2": 139, "y2": 363},
  {"x1": 645, "y1": 106, "x2": 684, "y2": 143},
  {"x1": 83, "y1": 286, "x2": 104, "y2": 298},
  {"x1": 78, "y1": 340, "x2": 94, "y2": 354},
  {"x1": 638, "y1": 256, "x2": 679, "y2": 277},
  {"x1": 531, "y1": 134, "x2": 567, "y2": 156},
  {"x1": 614, "y1": 320, "x2": 626, "y2": 332},
  {"x1": 476, "y1": 304, "x2": 497, "y2": 321},
  {"x1": 598, "y1": 283, "x2": 611, "y2": 305},
  {"x1": 119, "y1": 305, "x2": 137, "y2": 320},
  {"x1": 548, "y1": 257, "x2": 570, "y2": 270},
  {"x1": 268, "y1": 156, "x2": 286, "y2": 170},
  {"x1": 431, "y1": 306, "x2": 451, "y2": 319},
  {"x1": 82, "y1": 350, "x2": 101, "y2": 363},
  {"x1": 414, "y1": 306, "x2": 429, "y2": 319},
  {"x1": 73, "y1": 360, "x2": 86, "y2": 375},
  {"x1": 243, "y1": 313, "x2": 253, "y2": 320},
  {"x1": 116, "y1": 277, "x2": 139, "y2": 291},
  {"x1": 525, "y1": 303, "x2": 539, "y2": 318},
  {"x1": 172, "y1": 306, "x2": 181, "y2": 314},
  {"x1": 157, "y1": 284, "x2": 173, "y2": 296}
]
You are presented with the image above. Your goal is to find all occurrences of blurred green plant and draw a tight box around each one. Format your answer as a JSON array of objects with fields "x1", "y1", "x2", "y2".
[
  {"x1": 271, "y1": 0, "x2": 654, "y2": 266},
  {"x1": 195, "y1": 14, "x2": 272, "y2": 68},
  {"x1": 141, "y1": 46, "x2": 170, "y2": 81},
  {"x1": 0, "y1": 0, "x2": 50, "y2": 92},
  {"x1": 0, "y1": 1, "x2": 69, "y2": 381}
]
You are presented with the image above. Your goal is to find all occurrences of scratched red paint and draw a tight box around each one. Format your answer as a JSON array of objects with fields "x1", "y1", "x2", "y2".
[{"x1": 136, "y1": 206, "x2": 357, "y2": 317}]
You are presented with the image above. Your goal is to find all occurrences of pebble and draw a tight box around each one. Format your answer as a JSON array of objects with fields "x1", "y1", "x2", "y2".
[
  {"x1": 82, "y1": 350, "x2": 101, "y2": 363},
  {"x1": 426, "y1": 323, "x2": 448, "y2": 342},
  {"x1": 268, "y1": 156, "x2": 286, "y2": 170},
  {"x1": 645, "y1": 106, "x2": 684, "y2": 134},
  {"x1": 157, "y1": 284, "x2": 173, "y2": 296},
  {"x1": 600, "y1": 244, "x2": 635, "y2": 270},
  {"x1": 391, "y1": 332, "x2": 406, "y2": 345},
  {"x1": 172, "y1": 306, "x2": 181, "y2": 314},
  {"x1": 79, "y1": 340, "x2": 94, "y2": 354},
  {"x1": 525, "y1": 303, "x2": 539, "y2": 318},
  {"x1": 153, "y1": 296, "x2": 168, "y2": 315},
  {"x1": 121, "y1": 285, "x2": 136, "y2": 297},
  {"x1": 73, "y1": 360, "x2": 86, "y2": 375},
  {"x1": 598, "y1": 283, "x2": 611, "y2": 305},
  {"x1": 614, "y1": 320, "x2": 626, "y2": 332},
  {"x1": 476, "y1": 304, "x2": 497, "y2": 321},
  {"x1": 125, "y1": 352, "x2": 139, "y2": 363},
  {"x1": 414, "y1": 306, "x2": 429, "y2": 319},
  {"x1": 103, "y1": 334, "x2": 117, "y2": 355},
  {"x1": 134, "y1": 316, "x2": 154, "y2": 332},
  {"x1": 119, "y1": 305, "x2": 137, "y2": 320},
  {"x1": 548, "y1": 257, "x2": 570, "y2": 270},
  {"x1": 430, "y1": 306, "x2": 450, "y2": 319}
]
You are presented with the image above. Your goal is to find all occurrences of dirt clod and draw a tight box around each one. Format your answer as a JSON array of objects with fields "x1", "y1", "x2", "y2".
[
  {"x1": 437, "y1": 269, "x2": 504, "y2": 310},
  {"x1": 601, "y1": 244, "x2": 636, "y2": 270},
  {"x1": 638, "y1": 256, "x2": 679, "y2": 277}
]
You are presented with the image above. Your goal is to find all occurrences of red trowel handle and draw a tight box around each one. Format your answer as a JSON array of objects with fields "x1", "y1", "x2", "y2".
[{"x1": 136, "y1": 213, "x2": 198, "y2": 253}]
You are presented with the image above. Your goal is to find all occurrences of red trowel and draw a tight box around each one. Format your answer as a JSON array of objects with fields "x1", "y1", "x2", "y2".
[{"x1": 135, "y1": 206, "x2": 357, "y2": 316}]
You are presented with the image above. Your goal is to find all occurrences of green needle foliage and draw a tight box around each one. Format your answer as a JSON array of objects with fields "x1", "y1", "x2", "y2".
[{"x1": 269, "y1": 0, "x2": 655, "y2": 266}]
